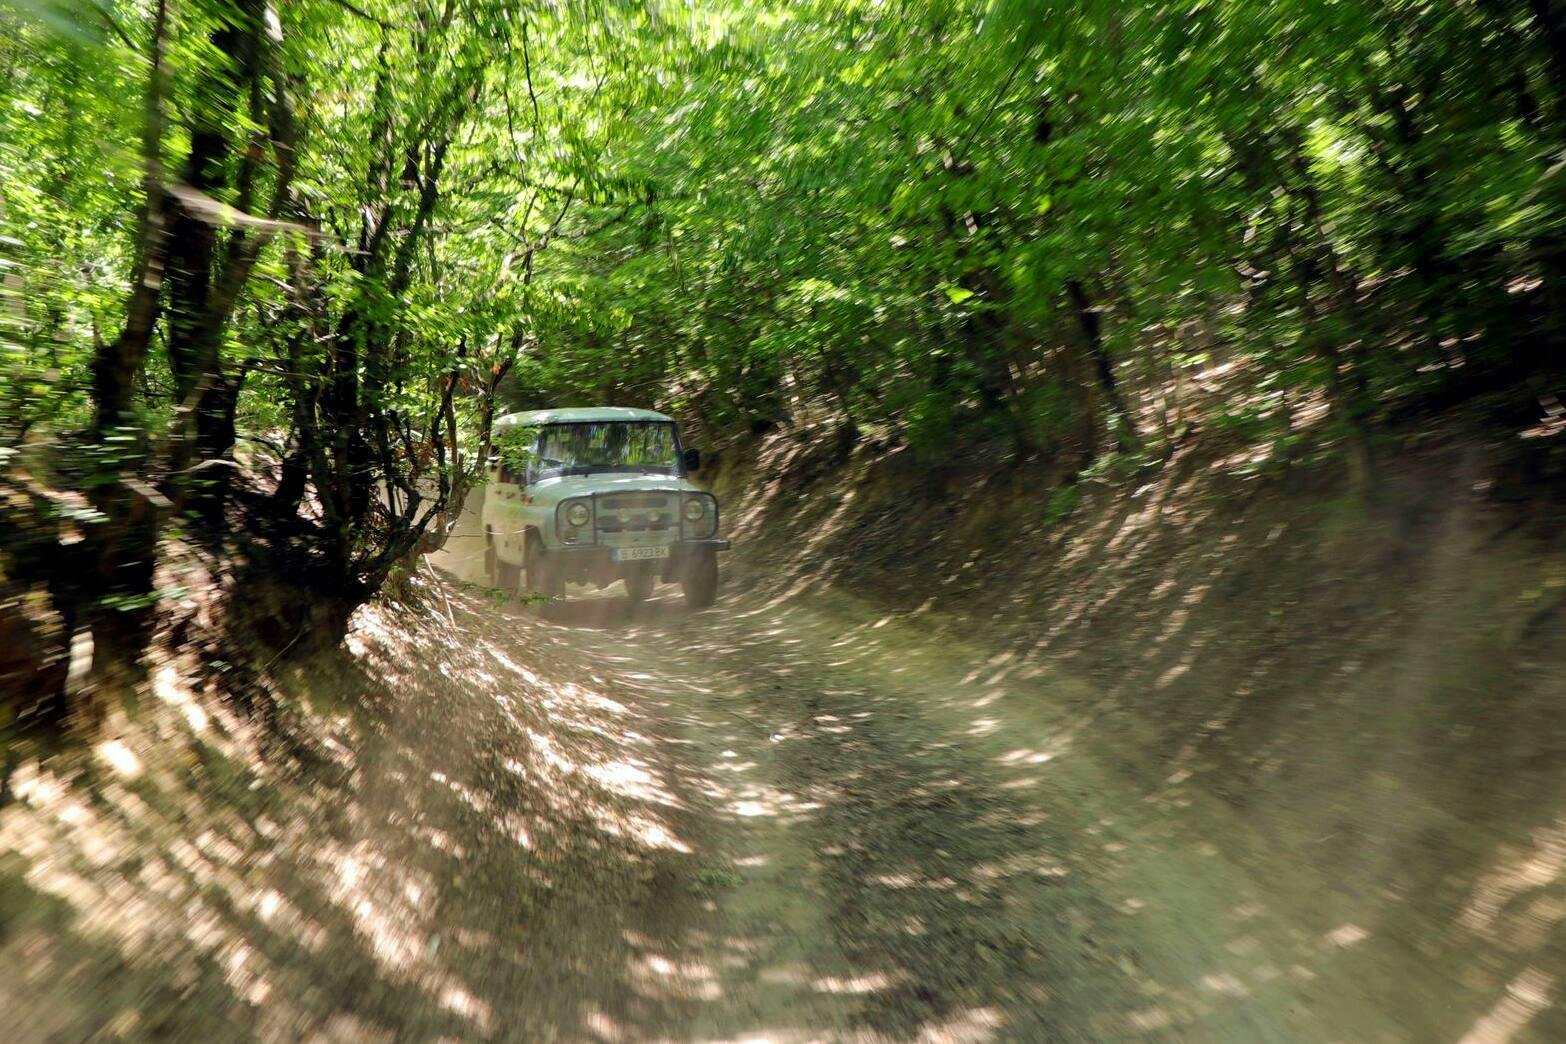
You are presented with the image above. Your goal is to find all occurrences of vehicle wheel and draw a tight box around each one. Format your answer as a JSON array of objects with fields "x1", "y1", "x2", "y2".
[
  {"x1": 624, "y1": 569, "x2": 656, "y2": 603},
  {"x1": 484, "y1": 531, "x2": 500, "y2": 582},
  {"x1": 524, "y1": 536, "x2": 563, "y2": 598},
  {"x1": 681, "y1": 552, "x2": 718, "y2": 609},
  {"x1": 489, "y1": 529, "x2": 522, "y2": 589}
]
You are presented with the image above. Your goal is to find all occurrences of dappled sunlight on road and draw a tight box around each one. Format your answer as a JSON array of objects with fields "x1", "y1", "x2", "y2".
[
  {"x1": 6, "y1": 494, "x2": 1566, "y2": 1041},
  {"x1": 1460, "y1": 968, "x2": 1556, "y2": 1044},
  {"x1": 703, "y1": 428, "x2": 1566, "y2": 1040},
  {"x1": 0, "y1": 580, "x2": 783, "y2": 1040},
  {"x1": 583, "y1": 556, "x2": 1566, "y2": 1039},
  {"x1": 517, "y1": 586, "x2": 1183, "y2": 1038},
  {"x1": 16, "y1": 558, "x2": 1137, "y2": 1040}
]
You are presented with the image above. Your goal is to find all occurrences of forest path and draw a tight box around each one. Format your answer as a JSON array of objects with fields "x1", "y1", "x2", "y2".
[
  {"x1": 1, "y1": 563, "x2": 1463, "y2": 1042},
  {"x1": 384, "y1": 570, "x2": 1392, "y2": 1043}
]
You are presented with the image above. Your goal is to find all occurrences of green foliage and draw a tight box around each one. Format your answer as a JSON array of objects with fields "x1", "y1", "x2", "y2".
[
  {"x1": 505, "y1": 0, "x2": 1565, "y2": 469},
  {"x1": 1044, "y1": 484, "x2": 1081, "y2": 528},
  {"x1": 690, "y1": 864, "x2": 743, "y2": 894},
  {"x1": 494, "y1": 426, "x2": 541, "y2": 479},
  {"x1": 902, "y1": 388, "x2": 956, "y2": 462}
]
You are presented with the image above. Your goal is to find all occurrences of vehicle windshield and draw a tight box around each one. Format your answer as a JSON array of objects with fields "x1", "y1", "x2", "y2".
[{"x1": 532, "y1": 421, "x2": 680, "y2": 477}]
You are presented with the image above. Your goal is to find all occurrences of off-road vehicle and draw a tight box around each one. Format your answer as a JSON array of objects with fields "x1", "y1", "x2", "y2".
[{"x1": 481, "y1": 408, "x2": 729, "y2": 607}]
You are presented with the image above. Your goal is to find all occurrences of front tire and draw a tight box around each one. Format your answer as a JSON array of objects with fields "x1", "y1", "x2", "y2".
[
  {"x1": 524, "y1": 535, "x2": 563, "y2": 598},
  {"x1": 624, "y1": 569, "x2": 656, "y2": 603},
  {"x1": 681, "y1": 552, "x2": 718, "y2": 609},
  {"x1": 488, "y1": 532, "x2": 521, "y2": 590}
]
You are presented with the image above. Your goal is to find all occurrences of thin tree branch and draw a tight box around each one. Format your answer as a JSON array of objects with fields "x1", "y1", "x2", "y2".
[
  {"x1": 322, "y1": 0, "x2": 394, "y2": 30},
  {"x1": 521, "y1": 15, "x2": 544, "y2": 137}
]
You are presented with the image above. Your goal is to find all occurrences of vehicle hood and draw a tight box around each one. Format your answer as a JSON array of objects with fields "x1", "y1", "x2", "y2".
[{"x1": 529, "y1": 473, "x2": 706, "y2": 503}]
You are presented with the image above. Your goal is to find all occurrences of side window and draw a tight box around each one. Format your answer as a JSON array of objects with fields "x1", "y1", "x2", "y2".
[{"x1": 493, "y1": 426, "x2": 541, "y2": 486}]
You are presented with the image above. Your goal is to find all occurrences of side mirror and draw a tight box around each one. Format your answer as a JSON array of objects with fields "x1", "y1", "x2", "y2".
[{"x1": 682, "y1": 447, "x2": 702, "y2": 473}]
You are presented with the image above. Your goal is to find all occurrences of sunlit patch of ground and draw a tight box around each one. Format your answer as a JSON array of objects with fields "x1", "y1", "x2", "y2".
[{"x1": 0, "y1": 581, "x2": 750, "y2": 1041}]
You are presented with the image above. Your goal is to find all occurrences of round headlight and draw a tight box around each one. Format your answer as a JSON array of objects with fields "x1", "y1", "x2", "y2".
[
  {"x1": 683, "y1": 498, "x2": 707, "y2": 522},
  {"x1": 566, "y1": 502, "x2": 592, "y2": 527}
]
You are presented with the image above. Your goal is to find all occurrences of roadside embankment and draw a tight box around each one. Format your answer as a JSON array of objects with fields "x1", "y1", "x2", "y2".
[{"x1": 701, "y1": 419, "x2": 1566, "y2": 1039}]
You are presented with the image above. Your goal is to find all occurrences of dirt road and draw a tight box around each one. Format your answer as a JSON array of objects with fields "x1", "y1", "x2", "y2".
[
  {"x1": 2, "y1": 560, "x2": 1555, "y2": 1041},
  {"x1": 268, "y1": 565, "x2": 1469, "y2": 1042},
  {"x1": 436, "y1": 577, "x2": 1403, "y2": 1043}
]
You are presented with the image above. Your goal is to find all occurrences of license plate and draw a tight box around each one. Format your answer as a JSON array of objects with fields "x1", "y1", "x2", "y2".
[{"x1": 613, "y1": 545, "x2": 670, "y2": 562}]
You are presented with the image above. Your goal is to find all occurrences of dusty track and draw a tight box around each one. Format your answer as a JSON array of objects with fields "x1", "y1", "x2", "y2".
[
  {"x1": 3, "y1": 559, "x2": 1562, "y2": 1040},
  {"x1": 470, "y1": 581, "x2": 1391, "y2": 1042}
]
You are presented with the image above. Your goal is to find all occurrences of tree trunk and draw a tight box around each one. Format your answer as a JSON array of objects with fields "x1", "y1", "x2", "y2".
[
  {"x1": 1529, "y1": 0, "x2": 1566, "y2": 111},
  {"x1": 163, "y1": 0, "x2": 289, "y2": 528},
  {"x1": 1066, "y1": 279, "x2": 1140, "y2": 453},
  {"x1": 81, "y1": 0, "x2": 172, "y2": 697}
]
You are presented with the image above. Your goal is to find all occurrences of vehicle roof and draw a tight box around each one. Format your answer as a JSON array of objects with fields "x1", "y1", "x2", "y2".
[{"x1": 493, "y1": 407, "x2": 673, "y2": 427}]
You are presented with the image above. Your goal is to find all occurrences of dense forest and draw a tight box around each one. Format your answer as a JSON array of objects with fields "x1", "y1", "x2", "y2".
[{"x1": 2, "y1": 0, "x2": 1564, "y2": 719}]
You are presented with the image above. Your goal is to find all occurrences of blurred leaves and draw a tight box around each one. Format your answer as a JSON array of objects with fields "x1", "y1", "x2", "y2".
[{"x1": 0, "y1": 0, "x2": 118, "y2": 46}]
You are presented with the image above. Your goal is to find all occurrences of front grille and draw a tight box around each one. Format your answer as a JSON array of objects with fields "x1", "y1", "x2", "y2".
[
  {"x1": 595, "y1": 494, "x2": 675, "y2": 534},
  {"x1": 600, "y1": 495, "x2": 667, "y2": 510}
]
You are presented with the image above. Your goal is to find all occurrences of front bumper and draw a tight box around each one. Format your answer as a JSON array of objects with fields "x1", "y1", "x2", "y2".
[
  {"x1": 543, "y1": 538, "x2": 729, "y2": 585},
  {"x1": 676, "y1": 538, "x2": 731, "y2": 552},
  {"x1": 547, "y1": 538, "x2": 730, "y2": 559}
]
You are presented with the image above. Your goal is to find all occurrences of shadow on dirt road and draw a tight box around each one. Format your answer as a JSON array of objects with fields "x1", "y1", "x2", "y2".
[{"x1": 4, "y1": 537, "x2": 1563, "y2": 1040}]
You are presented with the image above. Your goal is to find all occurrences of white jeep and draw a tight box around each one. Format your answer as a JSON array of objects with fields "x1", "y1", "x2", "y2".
[{"x1": 481, "y1": 407, "x2": 729, "y2": 607}]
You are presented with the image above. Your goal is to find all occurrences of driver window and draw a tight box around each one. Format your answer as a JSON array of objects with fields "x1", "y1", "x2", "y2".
[{"x1": 493, "y1": 427, "x2": 542, "y2": 486}]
